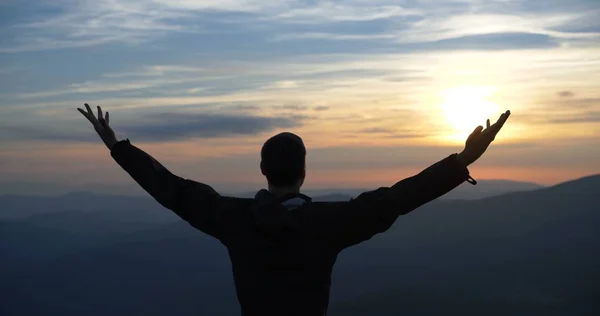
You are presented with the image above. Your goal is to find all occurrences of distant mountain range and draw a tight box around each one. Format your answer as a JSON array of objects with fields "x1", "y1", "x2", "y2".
[
  {"x1": 231, "y1": 179, "x2": 544, "y2": 200},
  {"x1": 1, "y1": 175, "x2": 598, "y2": 315},
  {"x1": 0, "y1": 191, "x2": 176, "y2": 221},
  {"x1": 0, "y1": 179, "x2": 543, "y2": 221}
]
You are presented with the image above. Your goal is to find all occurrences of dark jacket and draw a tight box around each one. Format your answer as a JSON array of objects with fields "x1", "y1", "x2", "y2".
[{"x1": 110, "y1": 139, "x2": 473, "y2": 316}]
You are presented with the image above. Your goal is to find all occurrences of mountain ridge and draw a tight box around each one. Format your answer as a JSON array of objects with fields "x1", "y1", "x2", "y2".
[{"x1": 2, "y1": 174, "x2": 598, "y2": 315}]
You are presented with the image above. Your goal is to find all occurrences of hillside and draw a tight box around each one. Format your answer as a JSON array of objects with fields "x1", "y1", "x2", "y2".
[
  {"x1": 328, "y1": 174, "x2": 600, "y2": 315},
  {"x1": 1, "y1": 175, "x2": 598, "y2": 315}
]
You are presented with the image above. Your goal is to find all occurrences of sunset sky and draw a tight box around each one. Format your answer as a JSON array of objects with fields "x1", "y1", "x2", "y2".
[{"x1": 1, "y1": 0, "x2": 599, "y2": 195}]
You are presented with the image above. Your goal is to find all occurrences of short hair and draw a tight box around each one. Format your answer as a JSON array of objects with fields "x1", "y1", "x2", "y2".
[{"x1": 260, "y1": 132, "x2": 306, "y2": 187}]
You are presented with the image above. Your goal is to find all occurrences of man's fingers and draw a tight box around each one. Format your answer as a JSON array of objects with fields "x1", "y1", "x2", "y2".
[
  {"x1": 467, "y1": 125, "x2": 484, "y2": 143},
  {"x1": 494, "y1": 110, "x2": 511, "y2": 130},
  {"x1": 84, "y1": 103, "x2": 93, "y2": 116},
  {"x1": 77, "y1": 108, "x2": 94, "y2": 123},
  {"x1": 105, "y1": 111, "x2": 109, "y2": 125},
  {"x1": 97, "y1": 106, "x2": 104, "y2": 120},
  {"x1": 486, "y1": 119, "x2": 491, "y2": 129},
  {"x1": 84, "y1": 103, "x2": 98, "y2": 123},
  {"x1": 483, "y1": 110, "x2": 511, "y2": 140}
]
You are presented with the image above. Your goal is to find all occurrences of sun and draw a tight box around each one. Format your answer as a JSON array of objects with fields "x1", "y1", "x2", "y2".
[{"x1": 440, "y1": 86, "x2": 501, "y2": 139}]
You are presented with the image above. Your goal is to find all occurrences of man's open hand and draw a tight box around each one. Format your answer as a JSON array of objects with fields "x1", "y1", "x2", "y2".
[
  {"x1": 77, "y1": 103, "x2": 118, "y2": 150},
  {"x1": 457, "y1": 110, "x2": 511, "y2": 167}
]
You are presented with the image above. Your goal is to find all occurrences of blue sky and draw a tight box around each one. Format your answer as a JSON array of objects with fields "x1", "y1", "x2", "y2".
[{"x1": 1, "y1": 0, "x2": 599, "y2": 195}]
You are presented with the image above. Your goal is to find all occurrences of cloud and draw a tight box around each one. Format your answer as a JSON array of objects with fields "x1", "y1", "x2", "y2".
[
  {"x1": 101, "y1": 65, "x2": 209, "y2": 78},
  {"x1": 0, "y1": 0, "x2": 421, "y2": 53},
  {"x1": 271, "y1": 2, "x2": 600, "y2": 46},
  {"x1": 360, "y1": 127, "x2": 394, "y2": 134},
  {"x1": 0, "y1": 123, "x2": 98, "y2": 143},
  {"x1": 271, "y1": 32, "x2": 563, "y2": 53},
  {"x1": 3, "y1": 0, "x2": 600, "y2": 54},
  {"x1": 274, "y1": 104, "x2": 308, "y2": 111},
  {"x1": 547, "y1": 111, "x2": 600, "y2": 124},
  {"x1": 391, "y1": 10, "x2": 600, "y2": 44},
  {"x1": 558, "y1": 91, "x2": 575, "y2": 97},
  {"x1": 232, "y1": 105, "x2": 261, "y2": 111},
  {"x1": 548, "y1": 97, "x2": 600, "y2": 109},
  {"x1": 1, "y1": 112, "x2": 307, "y2": 143},
  {"x1": 270, "y1": 2, "x2": 421, "y2": 24},
  {"x1": 2, "y1": 29, "x2": 600, "y2": 150},
  {"x1": 518, "y1": 107, "x2": 600, "y2": 126},
  {"x1": 17, "y1": 78, "x2": 201, "y2": 99},
  {"x1": 384, "y1": 133, "x2": 429, "y2": 139},
  {"x1": 0, "y1": 0, "x2": 256, "y2": 53},
  {"x1": 121, "y1": 112, "x2": 306, "y2": 141},
  {"x1": 5, "y1": 44, "x2": 600, "y2": 115},
  {"x1": 359, "y1": 127, "x2": 429, "y2": 139},
  {"x1": 1, "y1": 1, "x2": 187, "y2": 53},
  {"x1": 314, "y1": 106, "x2": 330, "y2": 111},
  {"x1": 418, "y1": 32, "x2": 560, "y2": 50},
  {"x1": 264, "y1": 81, "x2": 300, "y2": 89},
  {"x1": 272, "y1": 32, "x2": 396, "y2": 42},
  {"x1": 13, "y1": 65, "x2": 234, "y2": 100}
]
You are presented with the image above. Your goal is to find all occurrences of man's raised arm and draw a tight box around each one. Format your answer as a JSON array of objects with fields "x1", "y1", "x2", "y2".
[
  {"x1": 303, "y1": 110, "x2": 511, "y2": 250},
  {"x1": 77, "y1": 103, "x2": 224, "y2": 239}
]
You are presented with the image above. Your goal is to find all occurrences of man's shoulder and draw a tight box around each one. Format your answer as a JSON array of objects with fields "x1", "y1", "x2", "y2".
[
  {"x1": 293, "y1": 200, "x2": 353, "y2": 213},
  {"x1": 216, "y1": 196, "x2": 255, "y2": 209}
]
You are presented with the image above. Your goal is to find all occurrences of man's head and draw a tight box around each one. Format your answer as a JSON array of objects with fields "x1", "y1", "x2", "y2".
[{"x1": 260, "y1": 132, "x2": 306, "y2": 192}]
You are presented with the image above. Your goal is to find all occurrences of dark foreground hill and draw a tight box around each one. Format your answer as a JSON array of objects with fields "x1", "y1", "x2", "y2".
[{"x1": 1, "y1": 175, "x2": 598, "y2": 315}]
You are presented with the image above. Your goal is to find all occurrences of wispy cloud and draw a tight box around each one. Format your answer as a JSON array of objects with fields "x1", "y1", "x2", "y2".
[
  {"x1": 547, "y1": 111, "x2": 600, "y2": 124},
  {"x1": 6, "y1": 45, "x2": 600, "y2": 127},
  {"x1": 546, "y1": 97, "x2": 600, "y2": 110},
  {"x1": 360, "y1": 127, "x2": 394, "y2": 134},
  {"x1": 359, "y1": 127, "x2": 429, "y2": 139},
  {"x1": 2, "y1": 1, "x2": 189, "y2": 53},
  {"x1": 122, "y1": 112, "x2": 306, "y2": 140},
  {"x1": 273, "y1": 104, "x2": 308, "y2": 111},
  {"x1": 392, "y1": 12, "x2": 600, "y2": 44},
  {"x1": 272, "y1": 32, "x2": 396, "y2": 42},
  {"x1": 270, "y1": 2, "x2": 421, "y2": 24},
  {"x1": 17, "y1": 78, "x2": 202, "y2": 99},
  {"x1": 558, "y1": 91, "x2": 575, "y2": 98},
  {"x1": 1, "y1": 0, "x2": 263, "y2": 53},
  {"x1": 0, "y1": 111, "x2": 307, "y2": 142},
  {"x1": 0, "y1": 0, "x2": 419, "y2": 53},
  {"x1": 272, "y1": 1, "x2": 600, "y2": 45},
  {"x1": 2, "y1": 0, "x2": 600, "y2": 53}
]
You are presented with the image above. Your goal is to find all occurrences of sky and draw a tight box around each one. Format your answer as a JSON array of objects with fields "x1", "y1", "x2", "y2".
[{"x1": 1, "y1": 0, "x2": 599, "y2": 195}]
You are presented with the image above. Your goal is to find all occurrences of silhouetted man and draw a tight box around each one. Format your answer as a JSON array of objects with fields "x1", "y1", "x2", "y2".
[{"x1": 78, "y1": 103, "x2": 511, "y2": 316}]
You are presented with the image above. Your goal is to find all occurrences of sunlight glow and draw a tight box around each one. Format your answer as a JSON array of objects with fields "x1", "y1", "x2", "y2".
[{"x1": 440, "y1": 86, "x2": 501, "y2": 140}]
